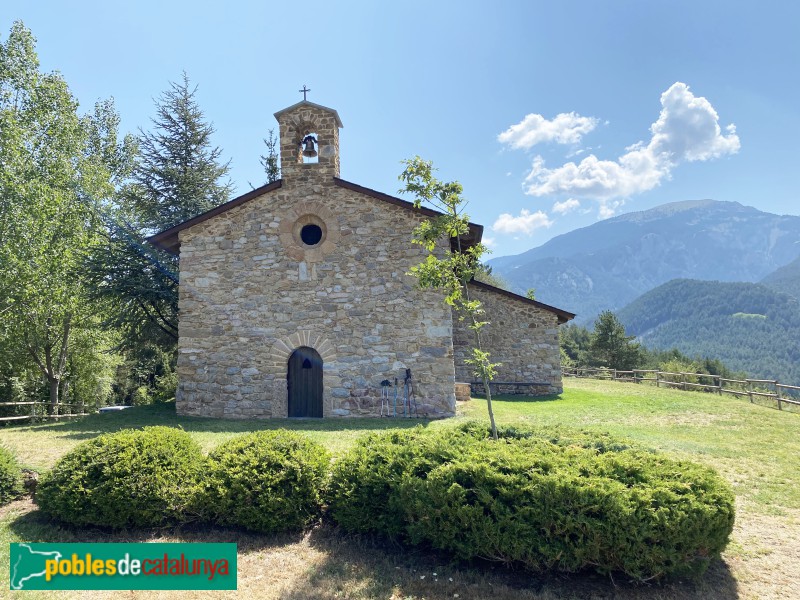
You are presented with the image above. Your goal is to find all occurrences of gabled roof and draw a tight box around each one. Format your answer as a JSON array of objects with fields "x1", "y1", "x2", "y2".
[
  {"x1": 274, "y1": 101, "x2": 343, "y2": 128},
  {"x1": 147, "y1": 177, "x2": 484, "y2": 255},
  {"x1": 469, "y1": 280, "x2": 576, "y2": 324}
]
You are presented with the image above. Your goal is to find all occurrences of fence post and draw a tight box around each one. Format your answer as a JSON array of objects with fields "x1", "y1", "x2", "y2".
[
  {"x1": 775, "y1": 381, "x2": 782, "y2": 410},
  {"x1": 682, "y1": 373, "x2": 687, "y2": 391},
  {"x1": 656, "y1": 371, "x2": 660, "y2": 388},
  {"x1": 717, "y1": 376, "x2": 722, "y2": 395},
  {"x1": 747, "y1": 380, "x2": 753, "y2": 403}
]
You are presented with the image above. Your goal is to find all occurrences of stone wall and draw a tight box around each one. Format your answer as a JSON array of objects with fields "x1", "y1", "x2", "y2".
[
  {"x1": 470, "y1": 381, "x2": 554, "y2": 397},
  {"x1": 175, "y1": 167, "x2": 457, "y2": 419},
  {"x1": 452, "y1": 283, "x2": 563, "y2": 395}
]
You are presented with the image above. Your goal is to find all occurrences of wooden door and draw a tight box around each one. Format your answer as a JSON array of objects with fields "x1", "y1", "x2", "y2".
[{"x1": 287, "y1": 347, "x2": 323, "y2": 418}]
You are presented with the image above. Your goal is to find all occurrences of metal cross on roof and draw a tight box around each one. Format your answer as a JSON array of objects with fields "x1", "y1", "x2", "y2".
[{"x1": 299, "y1": 85, "x2": 310, "y2": 101}]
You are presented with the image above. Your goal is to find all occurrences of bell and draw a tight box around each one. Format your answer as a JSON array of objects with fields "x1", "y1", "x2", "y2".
[{"x1": 301, "y1": 135, "x2": 317, "y2": 158}]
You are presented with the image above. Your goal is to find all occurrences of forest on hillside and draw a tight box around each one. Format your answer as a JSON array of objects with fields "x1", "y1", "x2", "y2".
[
  {"x1": 617, "y1": 279, "x2": 800, "y2": 385},
  {"x1": 761, "y1": 255, "x2": 800, "y2": 299}
]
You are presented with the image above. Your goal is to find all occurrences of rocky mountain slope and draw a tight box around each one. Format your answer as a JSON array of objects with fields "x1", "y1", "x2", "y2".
[{"x1": 489, "y1": 200, "x2": 800, "y2": 322}]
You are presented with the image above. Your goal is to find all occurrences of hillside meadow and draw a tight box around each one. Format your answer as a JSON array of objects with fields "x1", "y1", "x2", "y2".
[{"x1": 1, "y1": 378, "x2": 798, "y2": 599}]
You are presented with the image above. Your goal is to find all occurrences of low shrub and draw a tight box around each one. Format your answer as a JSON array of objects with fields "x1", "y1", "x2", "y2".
[
  {"x1": 327, "y1": 422, "x2": 735, "y2": 581},
  {"x1": 196, "y1": 430, "x2": 330, "y2": 533},
  {"x1": 326, "y1": 427, "x2": 465, "y2": 537},
  {"x1": 0, "y1": 446, "x2": 24, "y2": 504},
  {"x1": 36, "y1": 427, "x2": 204, "y2": 528}
]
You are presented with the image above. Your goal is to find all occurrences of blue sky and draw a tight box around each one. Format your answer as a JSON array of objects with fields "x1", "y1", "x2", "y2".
[{"x1": 5, "y1": 1, "x2": 799, "y2": 258}]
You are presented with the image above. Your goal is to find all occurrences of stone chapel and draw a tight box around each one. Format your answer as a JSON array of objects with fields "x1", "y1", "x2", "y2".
[{"x1": 149, "y1": 99, "x2": 574, "y2": 419}]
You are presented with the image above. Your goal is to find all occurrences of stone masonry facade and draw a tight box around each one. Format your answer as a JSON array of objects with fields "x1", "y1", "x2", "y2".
[
  {"x1": 174, "y1": 181, "x2": 460, "y2": 418},
  {"x1": 452, "y1": 282, "x2": 564, "y2": 395},
  {"x1": 152, "y1": 100, "x2": 573, "y2": 419},
  {"x1": 172, "y1": 103, "x2": 457, "y2": 418}
]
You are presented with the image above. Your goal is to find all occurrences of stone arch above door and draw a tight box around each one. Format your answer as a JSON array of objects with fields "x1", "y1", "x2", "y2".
[
  {"x1": 267, "y1": 332, "x2": 336, "y2": 366},
  {"x1": 267, "y1": 333, "x2": 336, "y2": 419}
]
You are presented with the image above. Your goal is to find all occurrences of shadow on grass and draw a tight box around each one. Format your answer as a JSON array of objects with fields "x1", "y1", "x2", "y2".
[
  {"x1": 6, "y1": 500, "x2": 741, "y2": 600},
  {"x1": 6, "y1": 402, "x2": 432, "y2": 441},
  {"x1": 471, "y1": 392, "x2": 562, "y2": 404},
  {"x1": 6, "y1": 499, "x2": 305, "y2": 553},
  {"x1": 273, "y1": 524, "x2": 742, "y2": 600}
]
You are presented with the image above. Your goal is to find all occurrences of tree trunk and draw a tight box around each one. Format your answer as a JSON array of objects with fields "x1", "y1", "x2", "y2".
[
  {"x1": 48, "y1": 377, "x2": 59, "y2": 416},
  {"x1": 62, "y1": 379, "x2": 70, "y2": 413},
  {"x1": 483, "y1": 376, "x2": 498, "y2": 440}
]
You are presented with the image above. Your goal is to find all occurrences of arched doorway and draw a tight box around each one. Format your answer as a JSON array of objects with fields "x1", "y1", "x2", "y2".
[{"x1": 287, "y1": 347, "x2": 323, "y2": 418}]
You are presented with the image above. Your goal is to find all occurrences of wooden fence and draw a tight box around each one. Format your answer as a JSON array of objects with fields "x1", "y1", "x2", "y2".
[
  {"x1": 562, "y1": 367, "x2": 800, "y2": 412},
  {"x1": 0, "y1": 400, "x2": 89, "y2": 423}
]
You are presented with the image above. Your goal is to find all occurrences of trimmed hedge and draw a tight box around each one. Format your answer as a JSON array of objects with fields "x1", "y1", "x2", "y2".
[
  {"x1": 196, "y1": 430, "x2": 330, "y2": 533},
  {"x1": 36, "y1": 427, "x2": 204, "y2": 528},
  {"x1": 0, "y1": 446, "x2": 24, "y2": 505},
  {"x1": 327, "y1": 422, "x2": 735, "y2": 581}
]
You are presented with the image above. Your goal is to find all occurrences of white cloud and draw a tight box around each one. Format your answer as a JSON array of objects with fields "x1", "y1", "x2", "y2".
[
  {"x1": 492, "y1": 209, "x2": 553, "y2": 235},
  {"x1": 649, "y1": 82, "x2": 740, "y2": 161},
  {"x1": 522, "y1": 82, "x2": 740, "y2": 202},
  {"x1": 598, "y1": 200, "x2": 622, "y2": 219},
  {"x1": 482, "y1": 236, "x2": 496, "y2": 248},
  {"x1": 498, "y1": 112, "x2": 599, "y2": 149},
  {"x1": 552, "y1": 198, "x2": 581, "y2": 215}
]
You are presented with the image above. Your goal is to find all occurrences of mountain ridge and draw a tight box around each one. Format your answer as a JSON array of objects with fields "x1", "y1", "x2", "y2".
[{"x1": 489, "y1": 200, "x2": 800, "y2": 323}]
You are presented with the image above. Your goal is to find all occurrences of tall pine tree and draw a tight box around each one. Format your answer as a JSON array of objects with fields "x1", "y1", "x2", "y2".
[
  {"x1": 586, "y1": 311, "x2": 642, "y2": 371},
  {"x1": 85, "y1": 73, "x2": 232, "y2": 402},
  {"x1": 129, "y1": 72, "x2": 233, "y2": 231},
  {"x1": 260, "y1": 128, "x2": 280, "y2": 184}
]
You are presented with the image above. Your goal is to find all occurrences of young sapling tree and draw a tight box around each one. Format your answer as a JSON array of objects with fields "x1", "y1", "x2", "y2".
[{"x1": 399, "y1": 157, "x2": 500, "y2": 439}]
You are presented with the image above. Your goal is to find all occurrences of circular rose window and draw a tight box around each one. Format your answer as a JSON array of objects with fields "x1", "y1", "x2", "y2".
[
  {"x1": 291, "y1": 214, "x2": 327, "y2": 248},
  {"x1": 279, "y1": 204, "x2": 338, "y2": 263},
  {"x1": 300, "y1": 223, "x2": 323, "y2": 246}
]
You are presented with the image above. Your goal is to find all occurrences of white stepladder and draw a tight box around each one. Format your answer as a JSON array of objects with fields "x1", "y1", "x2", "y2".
[{"x1": 380, "y1": 379, "x2": 392, "y2": 417}]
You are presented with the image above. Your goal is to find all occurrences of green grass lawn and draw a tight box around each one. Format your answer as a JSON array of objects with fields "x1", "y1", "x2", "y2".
[
  {"x1": 466, "y1": 379, "x2": 800, "y2": 516},
  {"x1": 0, "y1": 402, "x2": 441, "y2": 469},
  {"x1": 1, "y1": 378, "x2": 798, "y2": 599}
]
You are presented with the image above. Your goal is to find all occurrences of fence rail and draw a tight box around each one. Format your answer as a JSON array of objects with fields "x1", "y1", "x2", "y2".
[
  {"x1": 562, "y1": 367, "x2": 800, "y2": 413},
  {"x1": 0, "y1": 401, "x2": 89, "y2": 423}
]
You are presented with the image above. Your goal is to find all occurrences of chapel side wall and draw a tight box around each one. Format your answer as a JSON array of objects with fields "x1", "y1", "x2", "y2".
[
  {"x1": 174, "y1": 169, "x2": 456, "y2": 419},
  {"x1": 452, "y1": 283, "x2": 563, "y2": 395}
]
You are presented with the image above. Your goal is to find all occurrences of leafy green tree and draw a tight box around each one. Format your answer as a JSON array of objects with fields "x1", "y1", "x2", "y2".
[
  {"x1": 659, "y1": 358, "x2": 701, "y2": 386},
  {"x1": 399, "y1": 157, "x2": 500, "y2": 439},
  {"x1": 0, "y1": 22, "x2": 131, "y2": 411},
  {"x1": 587, "y1": 311, "x2": 642, "y2": 371}
]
